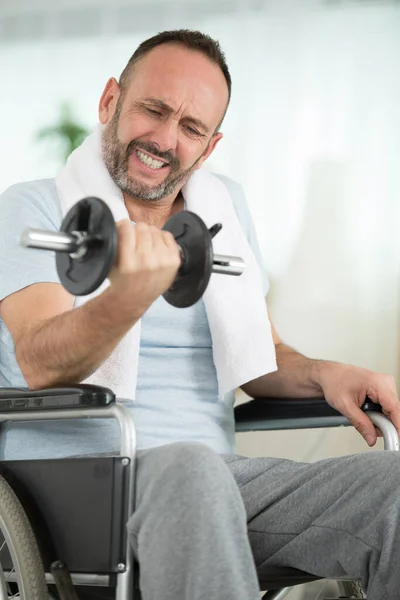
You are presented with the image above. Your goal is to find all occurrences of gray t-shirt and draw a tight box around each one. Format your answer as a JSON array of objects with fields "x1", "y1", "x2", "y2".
[{"x1": 0, "y1": 175, "x2": 269, "y2": 459}]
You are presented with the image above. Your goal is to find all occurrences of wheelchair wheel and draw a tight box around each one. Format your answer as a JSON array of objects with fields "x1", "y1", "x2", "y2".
[
  {"x1": 0, "y1": 474, "x2": 48, "y2": 599},
  {"x1": 338, "y1": 580, "x2": 366, "y2": 598}
]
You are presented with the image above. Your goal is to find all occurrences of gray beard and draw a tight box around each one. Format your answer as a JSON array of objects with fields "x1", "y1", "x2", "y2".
[{"x1": 101, "y1": 116, "x2": 203, "y2": 203}]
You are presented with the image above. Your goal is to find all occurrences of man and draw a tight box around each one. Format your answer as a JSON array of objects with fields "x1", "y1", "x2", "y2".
[{"x1": 0, "y1": 29, "x2": 399, "y2": 600}]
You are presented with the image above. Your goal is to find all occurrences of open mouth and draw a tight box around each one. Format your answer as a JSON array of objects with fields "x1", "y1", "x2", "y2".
[{"x1": 135, "y1": 149, "x2": 169, "y2": 171}]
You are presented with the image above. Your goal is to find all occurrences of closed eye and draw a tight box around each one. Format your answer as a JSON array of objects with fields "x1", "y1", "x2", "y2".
[
  {"x1": 184, "y1": 125, "x2": 203, "y2": 137},
  {"x1": 146, "y1": 108, "x2": 162, "y2": 117}
]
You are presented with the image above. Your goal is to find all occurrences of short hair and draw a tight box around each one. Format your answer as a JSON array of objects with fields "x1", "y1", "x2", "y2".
[{"x1": 118, "y1": 29, "x2": 232, "y2": 108}]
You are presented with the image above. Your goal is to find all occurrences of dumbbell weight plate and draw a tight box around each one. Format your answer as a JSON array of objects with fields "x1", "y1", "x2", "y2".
[
  {"x1": 56, "y1": 197, "x2": 117, "y2": 296},
  {"x1": 162, "y1": 211, "x2": 213, "y2": 308}
]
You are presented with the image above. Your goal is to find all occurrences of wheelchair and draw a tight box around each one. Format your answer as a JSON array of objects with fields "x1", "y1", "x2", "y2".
[{"x1": 0, "y1": 385, "x2": 397, "y2": 600}]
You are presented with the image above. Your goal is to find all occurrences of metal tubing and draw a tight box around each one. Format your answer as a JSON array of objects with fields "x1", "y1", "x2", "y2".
[
  {"x1": 20, "y1": 229, "x2": 80, "y2": 253},
  {"x1": 21, "y1": 229, "x2": 246, "y2": 276},
  {"x1": 369, "y1": 412, "x2": 400, "y2": 451},
  {"x1": 236, "y1": 413, "x2": 400, "y2": 452},
  {"x1": 4, "y1": 572, "x2": 110, "y2": 587},
  {"x1": 0, "y1": 403, "x2": 138, "y2": 598},
  {"x1": 212, "y1": 254, "x2": 245, "y2": 276},
  {"x1": 0, "y1": 564, "x2": 9, "y2": 600},
  {"x1": 261, "y1": 589, "x2": 292, "y2": 600}
]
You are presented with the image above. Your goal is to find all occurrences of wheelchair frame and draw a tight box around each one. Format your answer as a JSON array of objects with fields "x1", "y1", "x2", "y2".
[
  {"x1": 0, "y1": 386, "x2": 398, "y2": 600},
  {"x1": 0, "y1": 388, "x2": 137, "y2": 600}
]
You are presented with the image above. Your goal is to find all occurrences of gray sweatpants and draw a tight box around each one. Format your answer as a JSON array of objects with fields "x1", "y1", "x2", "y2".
[{"x1": 77, "y1": 442, "x2": 400, "y2": 599}]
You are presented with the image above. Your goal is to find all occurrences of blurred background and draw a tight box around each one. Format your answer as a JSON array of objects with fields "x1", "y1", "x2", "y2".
[{"x1": 1, "y1": 0, "x2": 399, "y2": 595}]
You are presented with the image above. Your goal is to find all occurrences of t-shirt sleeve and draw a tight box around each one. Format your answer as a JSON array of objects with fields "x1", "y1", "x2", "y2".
[
  {"x1": 215, "y1": 174, "x2": 269, "y2": 296},
  {"x1": 0, "y1": 181, "x2": 63, "y2": 302}
]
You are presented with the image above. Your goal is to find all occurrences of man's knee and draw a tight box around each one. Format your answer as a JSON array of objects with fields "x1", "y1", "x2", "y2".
[
  {"x1": 353, "y1": 450, "x2": 400, "y2": 482},
  {"x1": 128, "y1": 442, "x2": 245, "y2": 542},
  {"x1": 137, "y1": 441, "x2": 239, "y2": 504},
  {"x1": 332, "y1": 451, "x2": 400, "y2": 513}
]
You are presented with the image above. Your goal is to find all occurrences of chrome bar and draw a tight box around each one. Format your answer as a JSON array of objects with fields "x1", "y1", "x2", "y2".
[
  {"x1": 112, "y1": 404, "x2": 137, "y2": 600},
  {"x1": 235, "y1": 416, "x2": 350, "y2": 432},
  {"x1": 261, "y1": 588, "x2": 292, "y2": 600},
  {"x1": 236, "y1": 413, "x2": 400, "y2": 452},
  {"x1": 0, "y1": 564, "x2": 9, "y2": 600},
  {"x1": 5, "y1": 572, "x2": 110, "y2": 587},
  {"x1": 369, "y1": 412, "x2": 400, "y2": 451},
  {"x1": 20, "y1": 228, "x2": 80, "y2": 253},
  {"x1": 212, "y1": 254, "x2": 245, "y2": 276}
]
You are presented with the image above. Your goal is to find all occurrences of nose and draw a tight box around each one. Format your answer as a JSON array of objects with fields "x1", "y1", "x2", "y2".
[{"x1": 152, "y1": 118, "x2": 178, "y2": 153}]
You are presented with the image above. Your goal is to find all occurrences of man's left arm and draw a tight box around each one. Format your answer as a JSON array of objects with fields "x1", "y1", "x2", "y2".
[{"x1": 241, "y1": 302, "x2": 400, "y2": 447}]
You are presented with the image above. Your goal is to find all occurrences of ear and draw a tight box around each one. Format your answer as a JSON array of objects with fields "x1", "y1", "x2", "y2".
[
  {"x1": 195, "y1": 132, "x2": 223, "y2": 170},
  {"x1": 99, "y1": 78, "x2": 121, "y2": 124}
]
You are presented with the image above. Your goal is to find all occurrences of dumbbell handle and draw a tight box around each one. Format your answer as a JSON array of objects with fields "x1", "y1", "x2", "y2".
[{"x1": 21, "y1": 228, "x2": 245, "y2": 277}]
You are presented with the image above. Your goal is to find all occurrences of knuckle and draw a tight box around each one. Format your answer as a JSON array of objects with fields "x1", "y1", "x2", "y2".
[
  {"x1": 353, "y1": 421, "x2": 364, "y2": 434},
  {"x1": 379, "y1": 372, "x2": 394, "y2": 387},
  {"x1": 136, "y1": 222, "x2": 150, "y2": 233},
  {"x1": 163, "y1": 230, "x2": 175, "y2": 242},
  {"x1": 387, "y1": 374, "x2": 397, "y2": 388},
  {"x1": 167, "y1": 247, "x2": 181, "y2": 264}
]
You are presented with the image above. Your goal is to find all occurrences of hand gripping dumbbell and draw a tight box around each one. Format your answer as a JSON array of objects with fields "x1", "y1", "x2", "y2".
[{"x1": 20, "y1": 197, "x2": 245, "y2": 308}]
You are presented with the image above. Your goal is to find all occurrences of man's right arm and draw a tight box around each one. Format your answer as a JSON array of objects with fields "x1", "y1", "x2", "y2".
[
  {"x1": 0, "y1": 221, "x2": 181, "y2": 390},
  {"x1": 0, "y1": 283, "x2": 142, "y2": 389}
]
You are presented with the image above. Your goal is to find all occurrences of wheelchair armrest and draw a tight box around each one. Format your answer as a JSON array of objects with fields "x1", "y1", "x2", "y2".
[
  {"x1": 0, "y1": 384, "x2": 115, "y2": 412},
  {"x1": 234, "y1": 396, "x2": 382, "y2": 432}
]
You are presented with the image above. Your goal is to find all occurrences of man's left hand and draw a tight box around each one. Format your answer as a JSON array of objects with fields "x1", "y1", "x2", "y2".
[{"x1": 317, "y1": 362, "x2": 400, "y2": 446}]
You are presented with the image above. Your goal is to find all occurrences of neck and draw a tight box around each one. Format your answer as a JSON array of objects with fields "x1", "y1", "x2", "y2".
[{"x1": 123, "y1": 191, "x2": 184, "y2": 228}]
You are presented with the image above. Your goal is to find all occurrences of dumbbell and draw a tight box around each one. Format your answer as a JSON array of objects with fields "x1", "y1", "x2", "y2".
[{"x1": 20, "y1": 197, "x2": 245, "y2": 308}]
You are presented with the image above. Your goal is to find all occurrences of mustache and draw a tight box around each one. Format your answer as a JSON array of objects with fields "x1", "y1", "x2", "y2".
[{"x1": 127, "y1": 140, "x2": 180, "y2": 170}]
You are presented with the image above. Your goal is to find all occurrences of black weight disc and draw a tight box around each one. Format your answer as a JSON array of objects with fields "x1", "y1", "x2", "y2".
[
  {"x1": 56, "y1": 197, "x2": 117, "y2": 296},
  {"x1": 162, "y1": 211, "x2": 213, "y2": 308}
]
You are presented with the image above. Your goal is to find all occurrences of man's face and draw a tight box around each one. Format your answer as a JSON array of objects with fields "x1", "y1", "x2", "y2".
[{"x1": 100, "y1": 44, "x2": 228, "y2": 203}]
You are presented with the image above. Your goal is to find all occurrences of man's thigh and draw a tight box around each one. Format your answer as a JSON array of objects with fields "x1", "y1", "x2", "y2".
[{"x1": 223, "y1": 450, "x2": 400, "y2": 577}]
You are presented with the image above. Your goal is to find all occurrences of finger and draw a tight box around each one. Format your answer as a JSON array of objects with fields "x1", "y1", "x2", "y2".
[
  {"x1": 146, "y1": 226, "x2": 170, "y2": 256},
  {"x1": 387, "y1": 375, "x2": 398, "y2": 393},
  {"x1": 161, "y1": 230, "x2": 178, "y2": 249},
  {"x1": 385, "y1": 404, "x2": 400, "y2": 438},
  {"x1": 135, "y1": 222, "x2": 154, "y2": 256},
  {"x1": 114, "y1": 219, "x2": 136, "y2": 269},
  {"x1": 161, "y1": 231, "x2": 181, "y2": 264},
  {"x1": 341, "y1": 401, "x2": 378, "y2": 446},
  {"x1": 370, "y1": 387, "x2": 400, "y2": 438}
]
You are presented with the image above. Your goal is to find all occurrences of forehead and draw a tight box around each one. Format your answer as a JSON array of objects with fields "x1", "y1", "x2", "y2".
[{"x1": 126, "y1": 44, "x2": 228, "y2": 125}]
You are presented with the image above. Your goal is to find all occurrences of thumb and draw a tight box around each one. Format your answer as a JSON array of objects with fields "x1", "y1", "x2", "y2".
[{"x1": 341, "y1": 401, "x2": 377, "y2": 446}]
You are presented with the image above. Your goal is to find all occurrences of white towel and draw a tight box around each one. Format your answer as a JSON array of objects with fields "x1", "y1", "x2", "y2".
[{"x1": 55, "y1": 125, "x2": 277, "y2": 400}]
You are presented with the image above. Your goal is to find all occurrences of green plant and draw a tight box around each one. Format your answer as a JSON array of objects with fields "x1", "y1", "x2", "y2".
[{"x1": 36, "y1": 102, "x2": 90, "y2": 162}]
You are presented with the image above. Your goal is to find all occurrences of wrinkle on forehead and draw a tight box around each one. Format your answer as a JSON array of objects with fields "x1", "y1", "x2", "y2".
[{"x1": 126, "y1": 44, "x2": 229, "y2": 131}]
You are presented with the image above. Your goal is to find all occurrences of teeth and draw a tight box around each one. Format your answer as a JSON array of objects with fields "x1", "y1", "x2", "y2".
[{"x1": 136, "y1": 150, "x2": 166, "y2": 170}]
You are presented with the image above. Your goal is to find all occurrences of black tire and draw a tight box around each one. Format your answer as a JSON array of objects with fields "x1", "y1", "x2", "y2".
[{"x1": 0, "y1": 474, "x2": 48, "y2": 599}]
